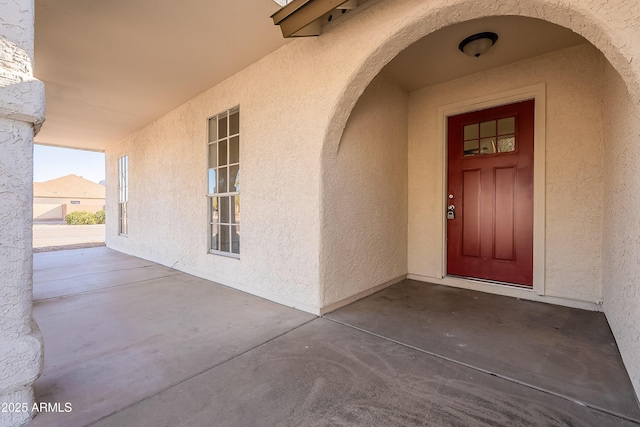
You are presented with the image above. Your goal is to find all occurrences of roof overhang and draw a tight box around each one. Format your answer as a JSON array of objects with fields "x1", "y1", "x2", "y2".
[{"x1": 271, "y1": 0, "x2": 359, "y2": 37}]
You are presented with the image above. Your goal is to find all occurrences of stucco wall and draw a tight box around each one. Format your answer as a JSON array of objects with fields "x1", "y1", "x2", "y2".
[
  {"x1": 32, "y1": 204, "x2": 63, "y2": 220},
  {"x1": 101, "y1": 0, "x2": 639, "y2": 400},
  {"x1": 0, "y1": 1, "x2": 44, "y2": 424},
  {"x1": 601, "y1": 62, "x2": 640, "y2": 399},
  {"x1": 407, "y1": 43, "x2": 605, "y2": 304},
  {"x1": 33, "y1": 202, "x2": 105, "y2": 221},
  {"x1": 105, "y1": 43, "x2": 331, "y2": 312},
  {"x1": 33, "y1": 197, "x2": 105, "y2": 205},
  {"x1": 320, "y1": 73, "x2": 408, "y2": 308},
  {"x1": 104, "y1": 0, "x2": 640, "y2": 313}
]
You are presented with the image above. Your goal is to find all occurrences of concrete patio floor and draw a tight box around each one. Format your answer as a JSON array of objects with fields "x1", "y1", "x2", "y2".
[{"x1": 30, "y1": 248, "x2": 640, "y2": 426}]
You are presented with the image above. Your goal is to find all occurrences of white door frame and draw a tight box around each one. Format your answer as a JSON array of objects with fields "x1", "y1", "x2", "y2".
[{"x1": 436, "y1": 84, "x2": 546, "y2": 296}]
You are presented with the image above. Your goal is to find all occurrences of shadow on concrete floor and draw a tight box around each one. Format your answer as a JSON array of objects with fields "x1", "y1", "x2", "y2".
[{"x1": 29, "y1": 248, "x2": 640, "y2": 427}]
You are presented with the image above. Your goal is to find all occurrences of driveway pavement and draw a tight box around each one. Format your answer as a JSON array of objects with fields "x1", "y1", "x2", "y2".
[{"x1": 33, "y1": 222, "x2": 105, "y2": 249}]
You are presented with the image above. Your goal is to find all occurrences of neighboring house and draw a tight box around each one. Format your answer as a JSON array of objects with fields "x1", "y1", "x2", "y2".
[
  {"x1": 33, "y1": 174, "x2": 105, "y2": 220},
  {"x1": 1, "y1": 1, "x2": 640, "y2": 425}
]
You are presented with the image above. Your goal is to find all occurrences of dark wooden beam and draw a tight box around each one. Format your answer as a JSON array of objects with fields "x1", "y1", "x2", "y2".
[{"x1": 271, "y1": 0, "x2": 352, "y2": 38}]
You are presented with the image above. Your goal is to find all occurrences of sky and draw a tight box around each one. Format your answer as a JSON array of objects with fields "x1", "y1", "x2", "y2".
[{"x1": 34, "y1": 145, "x2": 105, "y2": 184}]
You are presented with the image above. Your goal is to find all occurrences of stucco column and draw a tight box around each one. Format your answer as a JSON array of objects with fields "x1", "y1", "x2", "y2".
[{"x1": 0, "y1": 1, "x2": 45, "y2": 426}]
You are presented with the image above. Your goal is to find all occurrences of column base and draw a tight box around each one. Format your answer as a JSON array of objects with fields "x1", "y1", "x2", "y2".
[{"x1": 0, "y1": 321, "x2": 44, "y2": 427}]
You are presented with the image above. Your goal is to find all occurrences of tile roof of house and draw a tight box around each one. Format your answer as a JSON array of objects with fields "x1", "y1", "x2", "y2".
[{"x1": 33, "y1": 174, "x2": 106, "y2": 199}]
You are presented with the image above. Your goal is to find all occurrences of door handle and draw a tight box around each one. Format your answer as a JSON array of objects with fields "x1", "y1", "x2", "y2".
[{"x1": 447, "y1": 204, "x2": 455, "y2": 220}]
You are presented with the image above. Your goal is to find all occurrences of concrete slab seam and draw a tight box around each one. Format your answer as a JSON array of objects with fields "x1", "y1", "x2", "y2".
[
  {"x1": 323, "y1": 316, "x2": 640, "y2": 425},
  {"x1": 33, "y1": 271, "x2": 184, "y2": 302},
  {"x1": 83, "y1": 317, "x2": 319, "y2": 427}
]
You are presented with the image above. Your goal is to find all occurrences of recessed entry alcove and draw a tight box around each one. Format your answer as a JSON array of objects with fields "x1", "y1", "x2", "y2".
[{"x1": 322, "y1": 14, "x2": 629, "y2": 311}]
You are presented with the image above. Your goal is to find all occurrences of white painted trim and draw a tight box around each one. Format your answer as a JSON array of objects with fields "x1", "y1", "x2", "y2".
[
  {"x1": 318, "y1": 275, "x2": 407, "y2": 315},
  {"x1": 436, "y1": 84, "x2": 547, "y2": 296},
  {"x1": 407, "y1": 274, "x2": 601, "y2": 312}
]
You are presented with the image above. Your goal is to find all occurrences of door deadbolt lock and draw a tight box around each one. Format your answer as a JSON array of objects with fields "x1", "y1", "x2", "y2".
[{"x1": 447, "y1": 204, "x2": 455, "y2": 220}]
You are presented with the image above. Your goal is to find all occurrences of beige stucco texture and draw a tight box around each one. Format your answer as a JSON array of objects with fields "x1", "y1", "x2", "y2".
[
  {"x1": 601, "y1": 62, "x2": 640, "y2": 404},
  {"x1": 106, "y1": 44, "x2": 329, "y2": 312},
  {"x1": 1, "y1": 1, "x2": 45, "y2": 423},
  {"x1": 407, "y1": 43, "x2": 605, "y2": 303},
  {"x1": 105, "y1": 0, "x2": 640, "y2": 400},
  {"x1": 321, "y1": 74, "x2": 408, "y2": 307}
]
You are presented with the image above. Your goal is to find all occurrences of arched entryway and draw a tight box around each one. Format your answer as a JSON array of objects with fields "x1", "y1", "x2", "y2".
[{"x1": 319, "y1": 0, "x2": 640, "y2": 402}]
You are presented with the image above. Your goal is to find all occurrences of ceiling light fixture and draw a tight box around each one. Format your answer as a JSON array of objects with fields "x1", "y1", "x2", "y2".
[{"x1": 458, "y1": 32, "x2": 498, "y2": 57}]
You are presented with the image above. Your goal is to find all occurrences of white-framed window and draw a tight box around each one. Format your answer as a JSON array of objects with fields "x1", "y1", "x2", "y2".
[
  {"x1": 207, "y1": 107, "x2": 240, "y2": 256},
  {"x1": 118, "y1": 155, "x2": 129, "y2": 236}
]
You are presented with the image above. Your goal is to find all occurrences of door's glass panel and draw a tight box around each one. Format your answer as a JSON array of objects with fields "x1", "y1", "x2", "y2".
[
  {"x1": 208, "y1": 143, "x2": 217, "y2": 168},
  {"x1": 498, "y1": 117, "x2": 515, "y2": 135},
  {"x1": 464, "y1": 124, "x2": 479, "y2": 140},
  {"x1": 230, "y1": 165, "x2": 240, "y2": 192},
  {"x1": 231, "y1": 226, "x2": 240, "y2": 254},
  {"x1": 220, "y1": 196, "x2": 230, "y2": 223},
  {"x1": 208, "y1": 118, "x2": 217, "y2": 142},
  {"x1": 229, "y1": 110, "x2": 239, "y2": 136},
  {"x1": 229, "y1": 136, "x2": 239, "y2": 164},
  {"x1": 480, "y1": 138, "x2": 496, "y2": 154},
  {"x1": 218, "y1": 167, "x2": 228, "y2": 193},
  {"x1": 208, "y1": 169, "x2": 216, "y2": 194},
  {"x1": 464, "y1": 140, "x2": 478, "y2": 156},
  {"x1": 497, "y1": 136, "x2": 516, "y2": 153},
  {"x1": 218, "y1": 113, "x2": 228, "y2": 139},
  {"x1": 218, "y1": 140, "x2": 228, "y2": 166},
  {"x1": 219, "y1": 225, "x2": 230, "y2": 252},
  {"x1": 480, "y1": 120, "x2": 496, "y2": 138}
]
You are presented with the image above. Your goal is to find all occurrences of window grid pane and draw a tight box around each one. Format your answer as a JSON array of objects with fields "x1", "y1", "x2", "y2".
[
  {"x1": 463, "y1": 117, "x2": 517, "y2": 157},
  {"x1": 207, "y1": 108, "x2": 240, "y2": 255},
  {"x1": 118, "y1": 156, "x2": 129, "y2": 235}
]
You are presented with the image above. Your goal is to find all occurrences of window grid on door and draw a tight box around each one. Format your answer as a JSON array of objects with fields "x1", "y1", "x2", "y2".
[{"x1": 463, "y1": 116, "x2": 516, "y2": 157}]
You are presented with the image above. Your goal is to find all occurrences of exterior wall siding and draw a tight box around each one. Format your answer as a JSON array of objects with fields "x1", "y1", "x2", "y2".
[
  {"x1": 320, "y1": 73, "x2": 409, "y2": 308},
  {"x1": 0, "y1": 1, "x2": 45, "y2": 425},
  {"x1": 102, "y1": 0, "x2": 640, "y2": 401},
  {"x1": 105, "y1": 46, "x2": 327, "y2": 312},
  {"x1": 33, "y1": 197, "x2": 105, "y2": 205},
  {"x1": 408, "y1": 43, "x2": 605, "y2": 304},
  {"x1": 602, "y1": 61, "x2": 640, "y2": 400}
]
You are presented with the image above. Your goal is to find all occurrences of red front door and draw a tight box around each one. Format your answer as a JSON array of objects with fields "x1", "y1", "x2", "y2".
[{"x1": 447, "y1": 100, "x2": 534, "y2": 286}]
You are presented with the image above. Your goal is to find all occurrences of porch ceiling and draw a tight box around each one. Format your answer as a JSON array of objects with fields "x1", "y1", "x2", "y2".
[
  {"x1": 382, "y1": 16, "x2": 586, "y2": 91},
  {"x1": 34, "y1": 0, "x2": 289, "y2": 152},
  {"x1": 33, "y1": 6, "x2": 585, "y2": 153}
]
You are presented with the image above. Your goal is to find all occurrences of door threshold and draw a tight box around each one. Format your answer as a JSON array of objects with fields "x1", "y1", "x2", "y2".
[
  {"x1": 446, "y1": 275, "x2": 532, "y2": 290},
  {"x1": 407, "y1": 273, "x2": 601, "y2": 311}
]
